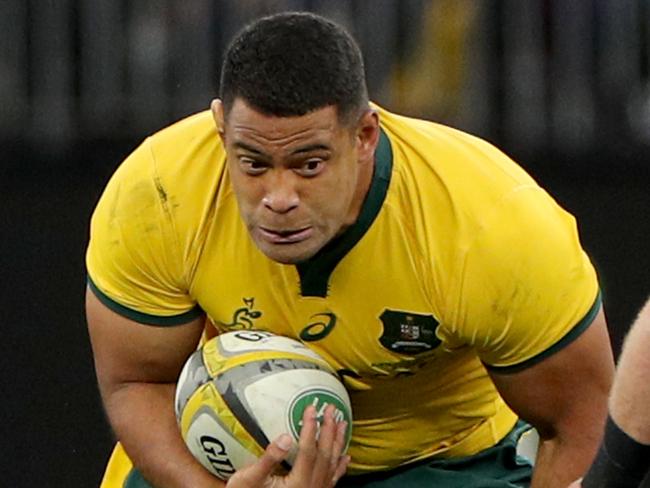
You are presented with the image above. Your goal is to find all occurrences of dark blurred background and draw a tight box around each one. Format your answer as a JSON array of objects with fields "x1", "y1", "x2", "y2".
[{"x1": 1, "y1": 1, "x2": 649, "y2": 486}]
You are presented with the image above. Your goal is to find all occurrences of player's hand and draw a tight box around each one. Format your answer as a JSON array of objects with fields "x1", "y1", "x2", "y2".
[
  {"x1": 226, "y1": 404, "x2": 350, "y2": 488},
  {"x1": 567, "y1": 479, "x2": 582, "y2": 488}
]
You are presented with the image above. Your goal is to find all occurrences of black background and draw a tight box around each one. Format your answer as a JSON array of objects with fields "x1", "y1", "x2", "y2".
[
  {"x1": 3, "y1": 2, "x2": 650, "y2": 486},
  {"x1": 2, "y1": 128, "x2": 648, "y2": 488}
]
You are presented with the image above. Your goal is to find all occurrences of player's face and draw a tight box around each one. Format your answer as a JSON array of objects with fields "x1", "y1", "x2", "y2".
[{"x1": 213, "y1": 98, "x2": 379, "y2": 264}]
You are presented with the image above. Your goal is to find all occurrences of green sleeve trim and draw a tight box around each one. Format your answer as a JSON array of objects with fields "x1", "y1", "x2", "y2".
[
  {"x1": 485, "y1": 289, "x2": 602, "y2": 375},
  {"x1": 87, "y1": 276, "x2": 203, "y2": 326},
  {"x1": 123, "y1": 468, "x2": 154, "y2": 488}
]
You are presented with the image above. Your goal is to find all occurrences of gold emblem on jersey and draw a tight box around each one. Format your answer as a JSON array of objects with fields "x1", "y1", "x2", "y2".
[{"x1": 218, "y1": 297, "x2": 262, "y2": 330}]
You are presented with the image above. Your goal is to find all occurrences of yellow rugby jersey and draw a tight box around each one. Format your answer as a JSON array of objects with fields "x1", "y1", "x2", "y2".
[{"x1": 87, "y1": 105, "x2": 600, "y2": 480}]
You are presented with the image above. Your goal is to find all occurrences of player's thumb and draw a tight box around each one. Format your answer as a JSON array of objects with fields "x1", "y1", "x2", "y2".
[
  {"x1": 263, "y1": 434, "x2": 293, "y2": 465},
  {"x1": 240, "y1": 434, "x2": 293, "y2": 484}
]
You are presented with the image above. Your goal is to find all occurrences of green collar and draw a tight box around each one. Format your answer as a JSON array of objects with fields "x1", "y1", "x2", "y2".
[{"x1": 295, "y1": 128, "x2": 393, "y2": 297}]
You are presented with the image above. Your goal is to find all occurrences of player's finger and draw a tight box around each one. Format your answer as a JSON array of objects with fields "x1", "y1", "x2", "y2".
[
  {"x1": 326, "y1": 419, "x2": 350, "y2": 486},
  {"x1": 309, "y1": 404, "x2": 339, "y2": 486},
  {"x1": 288, "y1": 405, "x2": 319, "y2": 481},
  {"x1": 232, "y1": 433, "x2": 293, "y2": 486},
  {"x1": 331, "y1": 415, "x2": 349, "y2": 461},
  {"x1": 331, "y1": 454, "x2": 351, "y2": 487}
]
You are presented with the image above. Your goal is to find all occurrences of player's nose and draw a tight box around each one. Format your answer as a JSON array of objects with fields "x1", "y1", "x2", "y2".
[{"x1": 262, "y1": 172, "x2": 299, "y2": 214}]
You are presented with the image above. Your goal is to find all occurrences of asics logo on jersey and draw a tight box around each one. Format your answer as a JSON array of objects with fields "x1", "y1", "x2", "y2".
[{"x1": 299, "y1": 312, "x2": 337, "y2": 341}]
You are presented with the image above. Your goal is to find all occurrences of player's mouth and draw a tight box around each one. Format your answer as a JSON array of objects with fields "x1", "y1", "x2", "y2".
[{"x1": 258, "y1": 226, "x2": 313, "y2": 244}]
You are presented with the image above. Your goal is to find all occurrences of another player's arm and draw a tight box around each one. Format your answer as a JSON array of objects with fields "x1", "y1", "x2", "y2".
[
  {"x1": 575, "y1": 297, "x2": 650, "y2": 488},
  {"x1": 86, "y1": 287, "x2": 225, "y2": 488},
  {"x1": 488, "y1": 307, "x2": 614, "y2": 488},
  {"x1": 608, "y1": 298, "x2": 650, "y2": 444}
]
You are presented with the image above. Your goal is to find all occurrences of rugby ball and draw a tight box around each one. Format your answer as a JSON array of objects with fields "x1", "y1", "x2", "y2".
[{"x1": 174, "y1": 330, "x2": 353, "y2": 480}]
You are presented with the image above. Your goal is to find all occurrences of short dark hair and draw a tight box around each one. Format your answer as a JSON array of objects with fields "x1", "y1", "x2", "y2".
[{"x1": 220, "y1": 12, "x2": 368, "y2": 125}]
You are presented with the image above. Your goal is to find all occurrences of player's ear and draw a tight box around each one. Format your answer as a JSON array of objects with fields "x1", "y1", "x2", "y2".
[
  {"x1": 211, "y1": 99, "x2": 226, "y2": 140},
  {"x1": 356, "y1": 109, "x2": 379, "y2": 163}
]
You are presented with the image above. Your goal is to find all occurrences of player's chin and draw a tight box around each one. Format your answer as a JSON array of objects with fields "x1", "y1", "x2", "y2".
[{"x1": 256, "y1": 239, "x2": 322, "y2": 264}]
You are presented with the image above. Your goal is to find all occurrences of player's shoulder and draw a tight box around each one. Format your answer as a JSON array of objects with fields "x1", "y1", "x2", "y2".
[
  {"x1": 373, "y1": 103, "x2": 567, "y2": 249},
  {"x1": 376, "y1": 103, "x2": 481, "y2": 144},
  {"x1": 111, "y1": 110, "x2": 219, "y2": 174},
  {"x1": 376, "y1": 104, "x2": 514, "y2": 167},
  {"x1": 146, "y1": 110, "x2": 224, "y2": 167},
  {"x1": 375, "y1": 103, "x2": 539, "y2": 196},
  {"x1": 112, "y1": 110, "x2": 225, "y2": 194},
  {"x1": 148, "y1": 110, "x2": 216, "y2": 143},
  {"x1": 95, "y1": 109, "x2": 227, "y2": 226}
]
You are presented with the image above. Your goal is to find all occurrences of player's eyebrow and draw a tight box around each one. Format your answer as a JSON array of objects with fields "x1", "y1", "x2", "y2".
[
  {"x1": 233, "y1": 141, "x2": 331, "y2": 157},
  {"x1": 290, "y1": 143, "x2": 331, "y2": 155},
  {"x1": 232, "y1": 141, "x2": 267, "y2": 156}
]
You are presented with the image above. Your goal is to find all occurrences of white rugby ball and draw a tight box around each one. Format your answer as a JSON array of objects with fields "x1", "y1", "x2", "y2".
[{"x1": 174, "y1": 330, "x2": 353, "y2": 480}]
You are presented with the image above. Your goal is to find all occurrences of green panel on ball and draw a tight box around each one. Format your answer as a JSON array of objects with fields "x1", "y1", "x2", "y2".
[{"x1": 288, "y1": 388, "x2": 353, "y2": 450}]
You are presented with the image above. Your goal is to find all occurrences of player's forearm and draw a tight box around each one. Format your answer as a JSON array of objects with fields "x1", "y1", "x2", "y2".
[
  {"x1": 609, "y1": 299, "x2": 650, "y2": 443},
  {"x1": 531, "y1": 432, "x2": 601, "y2": 488},
  {"x1": 103, "y1": 381, "x2": 225, "y2": 488}
]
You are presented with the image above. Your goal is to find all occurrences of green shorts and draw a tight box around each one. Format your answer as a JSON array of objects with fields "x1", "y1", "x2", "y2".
[{"x1": 338, "y1": 421, "x2": 534, "y2": 488}]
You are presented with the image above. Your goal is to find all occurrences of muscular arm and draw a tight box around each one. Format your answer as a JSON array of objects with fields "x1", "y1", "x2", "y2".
[
  {"x1": 87, "y1": 288, "x2": 349, "y2": 488},
  {"x1": 571, "y1": 298, "x2": 650, "y2": 487},
  {"x1": 86, "y1": 287, "x2": 225, "y2": 488},
  {"x1": 489, "y1": 308, "x2": 614, "y2": 488},
  {"x1": 609, "y1": 298, "x2": 650, "y2": 443}
]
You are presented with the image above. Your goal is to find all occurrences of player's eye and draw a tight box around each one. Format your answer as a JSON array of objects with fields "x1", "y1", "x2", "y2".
[
  {"x1": 239, "y1": 157, "x2": 269, "y2": 175},
  {"x1": 294, "y1": 159, "x2": 325, "y2": 177}
]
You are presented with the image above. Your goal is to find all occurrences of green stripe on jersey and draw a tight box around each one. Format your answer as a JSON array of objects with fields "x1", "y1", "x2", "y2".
[
  {"x1": 296, "y1": 127, "x2": 393, "y2": 297},
  {"x1": 87, "y1": 276, "x2": 203, "y2": 326},
  {"x1": 485, "y1": 290, "x2": 602, "y2": 374}
]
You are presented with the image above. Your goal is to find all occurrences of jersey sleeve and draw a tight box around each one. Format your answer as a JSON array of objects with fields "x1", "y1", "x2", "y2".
[
  {"x1": 85, "y1": 138, "x2": 202, "y2": 325},
  {"x1": 443, "y1": 185, "x2": 601, "y2": 372}
]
